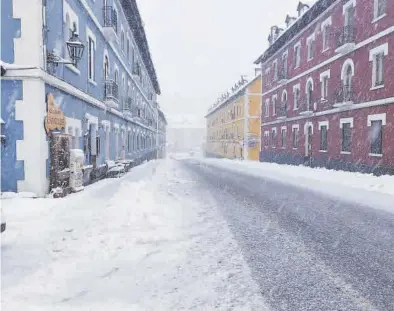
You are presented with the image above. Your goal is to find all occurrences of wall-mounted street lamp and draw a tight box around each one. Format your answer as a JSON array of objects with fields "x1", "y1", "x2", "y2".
[{"x1": 46, "y1": 28, "x2": 85, "y2": 69}]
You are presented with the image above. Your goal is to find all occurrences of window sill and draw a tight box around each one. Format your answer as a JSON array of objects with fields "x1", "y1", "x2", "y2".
[
  {"x1": 88, "y1": 79, "x2": 97, "y2": 86},
  {"x1": 372, "y1": 13, "x2": 386, "y2": 23},
  {"x1": 272, "y1": 147, "x2": 276, "y2": 149},
  {"x1": 307, "y1": 57, "x2": 313, "y2": 62},
  {"x1": 65, "y1": 64, "x2": 80, "y2": 75},
  {"x1": 281, "y1": 147, "x2": 286, "y2": 149},
  {"x1": 319, "y1": 150, "x2": 328, "y2": 153},
  {"x1": 293, "y1": 107, "x2": 299, "y2": 111},
  {"x1": 293, "y1": 147, "x2": 298, "y2": 150},
  {"x1": 369, "y1": 153, "x2": 383, "y2": 157},
  {"x1": 322, "y1": 48, "x2": 329, "y2": 53},
  {"x1": 370, "y1": 84, "x2": 384, "y2": 91},
  {"x1": 340, "y1": 151, "x2": 351, "y2": 155}
]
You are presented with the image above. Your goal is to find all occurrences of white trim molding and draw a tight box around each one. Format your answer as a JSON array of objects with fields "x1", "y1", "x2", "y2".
[
  {"x1": 281, "y1": 125, "x2": 287, "y2": 131},
  {"x1": 65, "y1": 116, "x2": 82, "y2": 136},
  {"x1": 340, "y1": 117, "x2": 354, "y2": 128},
  {"x1": 340, "y1": 58, "x2": 355, "y2": 80},
  {"x1": 304, "y1": 121, "x2": 314, "y2": 134},
  {"x1": 84, "y1": 113, "x2": 98, "y2": 126},
  {"x1": 318, "y1": 120, "x2": 329, "y2": 130},
  {"x1": 343, "y1": 0, "x2": 356, "y2": 14},
  {"x1": 292, "y1": 124, "x2": 300, "y2": 130},
  {"x1": 367, "y1": 113, "x2": 386, "y2": 126},
  {"x1": 320, "y1": 16, "x2": 332, "y2": 31},
  {"x1": 319, "y1": 69, "x2": 331, "y2": 82},
  {"x1": 101, "y1": 120, "x2": 111, "y2": 132},
  {"x1": 306, "y1": 77, "x2": 314, "y2": 92}
]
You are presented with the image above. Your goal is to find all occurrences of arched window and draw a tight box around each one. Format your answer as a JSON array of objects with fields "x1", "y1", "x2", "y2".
[
  {"x1": 121, "y1": 30, "x2": 125, "y2": 51},
  {"x1": 114, "y1": 69, "x2": 119, "y2": 84},
  {"x1": 341, "y1": 59, "x2": 355, "y2": 102},
  {"x1": 104, "y1": 55, "x2": 109, "y2": 80},
  {"x1": 306, "y1": 78, "x2": 314, "y2": 109}
]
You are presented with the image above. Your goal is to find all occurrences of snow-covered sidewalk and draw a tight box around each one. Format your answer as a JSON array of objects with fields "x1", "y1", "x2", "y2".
[
  {"x1": 190, "y1": 157, "x2": 394, "y2": 213},
  {"x1": 1, "y1": 160, "x2": 268, "y2": 311}
]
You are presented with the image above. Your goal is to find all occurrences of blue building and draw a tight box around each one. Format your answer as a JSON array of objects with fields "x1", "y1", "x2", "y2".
[{"x1": 1, "y1": 0, "x2": 166, "y2": 196}]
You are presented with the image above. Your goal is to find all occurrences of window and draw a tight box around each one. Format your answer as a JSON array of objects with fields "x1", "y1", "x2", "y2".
[
  {"x1": 306, "y1": 79, "x2": 313, "y2": 109},
  {"x1": 375, "y1": 53, "x2": 384, "y2": 86},
  {"x1": 64, "y1": 14, "x2": 71, "y2": 59},
  {"x1": 104, "y1": 55, "x2": 109, "y2": 80},
  {"x1": 127, "y1": 38, "x2": 130, "y2": 59},
  {"x1": 282, "y1": 53, "x2": 288, "y2": 78},
  {"x1": 374, "y1": 0, "x2": 386, "y2": 19},
  {"x1": 341, "y1": 123, "x2": 352, "y2": 152},
  {"x1": 272, "y1": 95, "x2": 277, "y2": 116},
  {"x1": 273, "y1": 60, "x2": 278, "y2": 80},
  {"x1": 293, "y1": 84, "x2": 300, "y2": 110},
  {"x1": 121, "y1": 30, "x2": 125, "y2": 51},
  {"x1": 264, "y1": 99, "x2": 270, "y2": 117},
  {"x1": 307, "y1": 35, "x2": 315, "y2": 60},
  {"x1": 369, "y1": 43, "x2": 388, "y2": 88},
  {"x1": 96, "y1": 135, "x2": 101, "y2": 155},
  {"x1": 320, "y1": 125, "x2": 328, "y2": 151},
  {"x1": 281, "y1": 127, "x2": 287, "y2": 148},
  {"x1": 292, "y1": 127, "x2": 299, "y2": 148},
  {"x1": 88, "y1": 37, "x2": 95, "y2": 80},
  {"x1": 271, "y1": 129, "x2": 277, "y2": 148},
  {"x1": 74, "y1": 128, "x2": 80, "y2": 148},
  {"x1": 322, "y1": 24, "x2": 330, "y2": 51},
  {"x1": 294, "y1": 43, "x2": 301, "y2": 68},
  {"x1": 322, "y1": 76, "x2": 329, "y2": 99},
  {"x1": 264, "y1": 132, "x2": 269, "y2": 147},
  {"x1": 370, "y1": 120, "x2": 382, "y2": 154}
]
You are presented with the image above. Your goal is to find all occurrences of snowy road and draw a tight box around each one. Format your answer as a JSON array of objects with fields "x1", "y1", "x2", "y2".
[
  {"x1": 182, "y1": 158, "x2": 394, "y2": 311},
  {"x1": 2, "y1": 159, "x2": 394, "y2": 310}
]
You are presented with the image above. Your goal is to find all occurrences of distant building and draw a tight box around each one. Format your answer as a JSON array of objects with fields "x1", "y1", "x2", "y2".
[
  {"x1": 255, "y1": 0, "x2": 394, "y2": 175},
  {"x1": 205, "y1": 74, "x2": 262, "y2": 161},
  {"x1": 1, "y1": 0, "x2": 166, "y2": 196},
  {"x1": 167, "y1": 128, "x2": 205, "y2": 153}
]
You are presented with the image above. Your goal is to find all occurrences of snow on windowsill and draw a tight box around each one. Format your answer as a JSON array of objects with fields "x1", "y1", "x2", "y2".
[
  {"x1": 370, "y1": 84, "x2": 384, "y2": 91},
  {"x1": 369, "y1": 153, "x2": 383, "y2": 157},
  {"x1": 372, "y1": 13, "x2": 386, "y2": 23},
  {"x1": 65, "y1": 64, "x2": 80, "y2": 75},
  {"x1": 340, "y1": 151, "x2": 351, "y2": 155},
  {"x1": 1, "y1": 192, "x2": 38, "y2": 199},
  {"x1": 88, "y1": 79, "x2": 97, "y2": 86},
  {"x1": 83, "y1": 165, "x2": 93, "y2": 170},
  {"x1": 319, "y1": 150, "x2": 328, "y2": 153}
]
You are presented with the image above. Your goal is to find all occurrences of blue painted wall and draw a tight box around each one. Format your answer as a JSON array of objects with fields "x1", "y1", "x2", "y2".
[
  {"x1": 44, "y1": 0, "x2": 156, "y2": 119},
  {"x1": 1, "y1": 0, "x2": 21, "y2": 63},
  {"x1": 1, "y1": 80, "x2": 25, "y2": 192}
]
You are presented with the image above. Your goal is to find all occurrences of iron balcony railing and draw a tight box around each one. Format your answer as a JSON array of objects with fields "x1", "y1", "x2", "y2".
[
  {"x1": 334, "y1": 84, "x2": 354, "y2": 104},
  {"x1": 335, "y1": 25, "x2": 356, "y2": 48},
  {"x1": 103, "y1": 6, "x2": 118, "y2": 32},
  {"x1": 276, "y1": 102, "x2": 288, "y2": 117},
  {"x1": 298, "y1": 96, "x2": 314, "y2": 113},
  {"x1": 104, "y1": 80, "x2": 119, "y2": 101},
  {"x1": 278, "y1": 68, "x2": 288, "y2": 81}
]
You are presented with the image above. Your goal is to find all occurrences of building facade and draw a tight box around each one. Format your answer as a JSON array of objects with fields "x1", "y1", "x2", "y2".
[
  {"x1": 255, "y1": 0, "x2": 394, "y2": 175},
  {"x1": 1, "y1": 0, "x2": 165, "y2": 196},
  {"x1": 205, "y1": 75, "x2": 262, "y2": 161}
]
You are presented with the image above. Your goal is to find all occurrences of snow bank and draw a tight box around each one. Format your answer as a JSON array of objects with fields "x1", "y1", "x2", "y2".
[{"x1": 192, "y1": 157, "x2": 394, "y2": 212}]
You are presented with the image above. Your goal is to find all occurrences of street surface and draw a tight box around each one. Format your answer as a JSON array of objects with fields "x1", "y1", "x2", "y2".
[{"x1": 2, "y1": 158, "x2": 394, "y2": 310}]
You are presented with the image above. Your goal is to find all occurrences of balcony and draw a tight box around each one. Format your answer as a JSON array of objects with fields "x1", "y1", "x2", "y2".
[
  {"x1": 103, "y1": 6, "x2": 118, "y2": 42},
  {"x1": 123, "y1": 97, "x2": 133, "y2": 118},
  {"x1": 278, "y1": 69, "x2": 288, "y2": 84},
  {"x1": 132, "y1": 63, "x2": 141, "y2": 77},
  {"x1": 104, "y1": 80, "x2": 119, "y2": 109},
  {"x1": 276, "y1": 102, "x2": 288, "y2": 119},
  {"x1": 335, "y1": 26, "x2": 356, "y2": 54},
  {"x1": 298, "y1": 98, "x2": 314, "y2": 115},
  {"x1": 332, "y1": 85, "x2": 354, "y2": 108}
]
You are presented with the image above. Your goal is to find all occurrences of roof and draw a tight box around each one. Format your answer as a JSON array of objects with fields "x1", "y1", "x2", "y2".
[
  {"x1": 205, "y1": 74, "x2": 261, "y2": 118},
  {"x1": 254, "y1": 0, "x2": 334, "y2": 65},
  {"x1": 121, "y1": 0, "x2": 161, "y2": 95}
]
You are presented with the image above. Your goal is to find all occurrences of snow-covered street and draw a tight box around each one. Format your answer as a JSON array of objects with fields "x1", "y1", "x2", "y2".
[
  {"x1": 2, "y1": 158, "x2": 394, "y2": 310},
  {"x1": 1, "y1": 160, "x2": 267, "y2": 311}
]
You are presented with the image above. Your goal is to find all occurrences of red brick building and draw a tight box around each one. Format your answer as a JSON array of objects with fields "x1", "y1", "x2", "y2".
[{"x1": 255, "y1": 0, "x2": 394, "y2": 175}]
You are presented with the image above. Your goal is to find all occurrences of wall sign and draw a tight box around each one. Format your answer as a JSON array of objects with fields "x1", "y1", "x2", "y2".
[{"x1": 44, "y1": 93, "x2": 66, "y2": 134}]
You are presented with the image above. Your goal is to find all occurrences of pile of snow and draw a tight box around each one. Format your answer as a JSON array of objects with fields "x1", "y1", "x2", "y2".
[{"x1": 1, "y1": 160, "x2": 268, "y2": 310}]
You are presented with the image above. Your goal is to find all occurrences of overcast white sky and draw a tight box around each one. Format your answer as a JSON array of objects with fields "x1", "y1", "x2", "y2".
[{"x1": 137, "y1": 0, "x2": 301, "y2": 127}]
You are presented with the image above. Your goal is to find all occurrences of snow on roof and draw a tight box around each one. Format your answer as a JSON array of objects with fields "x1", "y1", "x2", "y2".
[{"x1": 0, "y1": 118, "x2": 4, "y2": 124}]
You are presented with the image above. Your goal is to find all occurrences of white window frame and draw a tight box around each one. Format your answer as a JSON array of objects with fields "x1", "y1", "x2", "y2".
[
  {"x1": 319, "y1": 69, "x2": 331, "y2": 100},
  {"x1": 294, "y1": 41, "x2": 301, "y2": 68},
  {"x1": 271, "y1": 127, "x2": 277, "y2": 148},
  {"x1": 321, "y1": 16, "x2": 332, "y2": 51},
  {"x1": 273, "y1": 59, "x2": 278, "y2": 81},
  {"x1": 291, "y1": 124, "x2": 299, "y2": 149},
  {"x1": 292, "y1": 83, "x2": 300, "y2": 110},
  {"x1": 264, "y1": 99, "x2": 270, "y2": 117},
  {"x1": 343, "y1": 0, "x2": 356, "y2": 15},
  {"x1": 272, "y1": 94, "x2": 278, "y2": 116},
  {"x1": 373, "y1": 0, "x2": 386, "y2": 22},
  {"x1": 62, "y1": 1, "x2": 80, "y2": 74},
  {"x1": 318, "y1": 121, "x2": 329, "y2": 152},
  {"x1": 281, "y1": 126, "x2": 287, "y2": 149},
  {"x1": 340, "y1": 117, "x2": 354, "y2": 128},
  {"x1": 367, "y1": 113, "x2": 386, "y2": 126},
  {"x1": 86, "y1": 26, "x2": 96, "y2": 84},
  {"x1": 369, "y1": 43, "x2": 388, "y2": 90},
  {"x1": 306, "y1": 33, "x2": 315, "y2": 61}
]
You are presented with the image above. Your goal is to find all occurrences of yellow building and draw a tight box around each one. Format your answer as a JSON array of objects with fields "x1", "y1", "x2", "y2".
[{"x1": 205, "y1": 74, "x2": 262, "y2": 161}]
